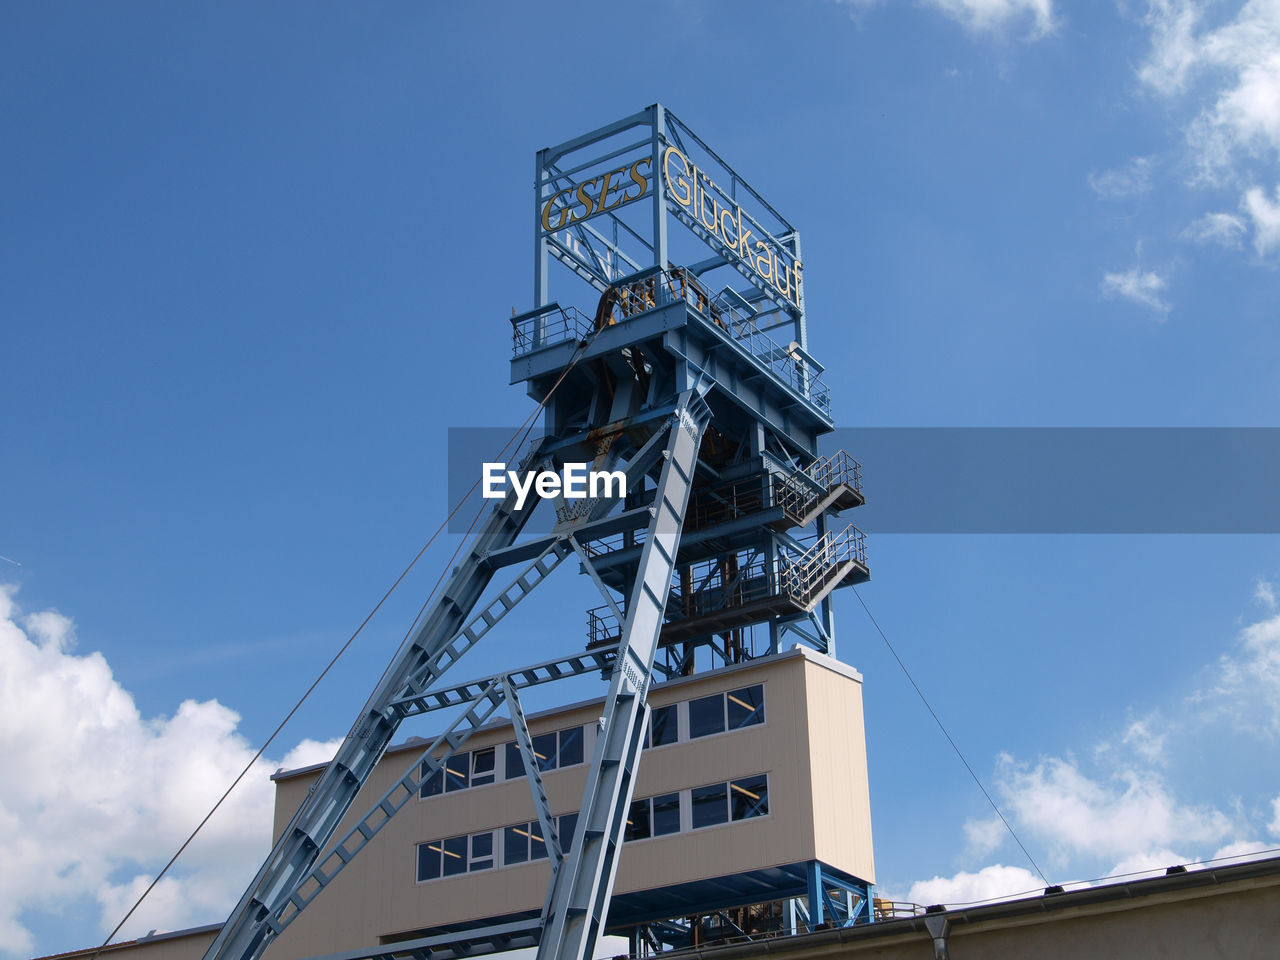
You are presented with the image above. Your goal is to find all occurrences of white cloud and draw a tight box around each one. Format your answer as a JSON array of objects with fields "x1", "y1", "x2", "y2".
[
  {"x1": 0, "y1": 585, "x2": 341, "y2": 957},
  {"x1": 1089, "y1": 157, "x2": 1156, "y2": 198},
  {"x1": 1121, "y1": 713, "x2": 1167, "y2": 764},
  {"x1": 1242, "y1": 183, "x2": 1280, "y2": 253},
  {"x1": 907, "y1": 864, "x2": 1043, "y2": 906},
  {"x1": 924, "y1": 0, "x2": 1057, "y2": 37},
  {"x1": 993, "y1": 753, "x2": 1234, "y2": 866},
  {"x1": 1206, "y1": 609, "x2": 1280, "y2": 735},
  {"x1": 1270, "y1": 796, "x2": 1280, "y2": 835},
  {"x1": 1108, "y1": 847, "x2": 1190, "y2": 879},
  {"x1": 1101, "y1": 267, "x2": 1172, "y2": 313},
  {"x1": 1256, "y1": 578, "x2": 1277, "y2": 610},
  {"x1": 1182, "y1": 210, "x2": 1248, "y2": 246},
  {"x1": 838, "y1": 0, "x2": 1057, "y2": 38},
  {"x1": 963, "y1": 815, "x2": 1007, "y2": 856},
  {"x1": 1139, "y1": 0, "x2": 1280, "y2": 182}
]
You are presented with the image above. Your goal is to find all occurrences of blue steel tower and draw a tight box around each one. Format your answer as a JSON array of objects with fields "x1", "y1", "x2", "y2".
[{"x1": 202, "y1": 105, "x2": 870, "y2": 960}]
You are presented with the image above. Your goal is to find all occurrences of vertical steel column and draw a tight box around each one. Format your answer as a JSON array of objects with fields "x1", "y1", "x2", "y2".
[
  {"x1": 651, "y1": 104, "x2": 668, "y2": 271},
  {"x1": 537, "y1": 391, "x2": 710, "y2": 960}
]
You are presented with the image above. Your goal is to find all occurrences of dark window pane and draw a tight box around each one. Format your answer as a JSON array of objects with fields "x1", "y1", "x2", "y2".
[
  {"x1": 417, "y1": 842, "x2": 442, "y2": 881},
  {"x1": 529, "y1": 820, "x2": 548, "y2": 860},
  {"x1": 652, "y1": 793, "x2": 681, "y2": 836},
  {"x1": 624, "y1": 798, "x2": 651, "y2": 842},
  {"x1": 559, "y1": 812, "x2": 578, "y2": 852},
  {"x1": 470, "y1": 831, "x2": 493, "y2": 871},
  {"x1": 505, "y1": 741, "x2": 524, "y2": 780},
  {"x1": 727, "y1": 685, "x2": 765, "y2": 729},
  {"x1": 444, "y1": 752, "x2": 470, "y2": 792},
  {"x1": 472, "y1": 747, "x2": 495, "y2": 786},
  {"x1": 442, "y1": 835, "x2": 468, "y2": 876},
  {"x1": 419, "y1": 764, "x2": 443, "y2": 798},
  {"x1": 691, "y1": 783, "x2": 728, "y2": 829},
  {"x1": 532, "y1": 732, "x2": 558, "y2": 771},
  {"x1": 650, "y1": 705, "x2": 678, "y2": 746},
  {"x1": 558, "y1": 726, "x2": 584, "y2": 767},
  {"x1": 504, "y1": 824, "x2": 529, "y2": 865},
  {"x1": 730, "y1": 775, "x2": 769, "y2": 820},
  {"x1": 689, "y1": 694, "x2": 726, "y2": 738}
]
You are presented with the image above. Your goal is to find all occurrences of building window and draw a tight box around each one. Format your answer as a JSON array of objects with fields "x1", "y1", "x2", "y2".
[
  {"x1": 417, "y1": 831, "x2": 498, "y2": 881},
  {"x1": 419, "y1": 764, "x2": 443, "y2": 798},
  {"x1": 559, "y1": 812, "x2": 578, "y2": 851},
  {"x1": 652, "y1": 792, "x2": 681, "y2": 836},
  {"x1": 444, "y1": 752, "x2": 470, "y2": 792},
  {"x1": 625, "y1": 798, "x2": 651, "y2": 842},
  {"x1": 689, "y1": 684, "x2": 765, "y2": 740},
  {"x1": 503, "y1": 725, "x2": 587, "y2": 780},
  {"x1": 472, "y1": 747, "x2": 495, "y2": 787},
  {"x1": 688, "y1": 694, "x2": 725, "y2": 738},
  {"x1": 503, "y1": 820, "x2": 547, "y2": 864},
  {"x1": 691, "y1": 783, "x2": 729, "y2": 828},
  {"x1": 470, "y1": 831, "x2": 493, "y2": 871},
  {"x1": 730, "y1": 775, "x2": 769, "y2": 820},
  {"x1": 648, "y1": 704, "x2": 678, "y2": 746},
  {"x1": 727, "y1": 685, "x2": 765, "y2": 729}
]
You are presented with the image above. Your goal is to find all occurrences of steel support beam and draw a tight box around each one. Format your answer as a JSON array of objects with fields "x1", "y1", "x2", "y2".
[{"x1": 536, "y1": 390, "x2": 710, "y2": 960}]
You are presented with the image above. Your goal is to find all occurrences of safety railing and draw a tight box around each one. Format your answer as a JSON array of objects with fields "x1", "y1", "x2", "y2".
[
  {"x1": 586, "y1": 527, "x2": 867, "y2": 646},
  {"x1": 511, "y1": 304, "x2": 594, "y2": 356},
  {"x1": 510, "y1": 268, "x2": 832, "y2": 415},
  {"x1": 779, "y1": 526, "x2": 867, "y2": 606},
  {"x1": 808, "y1": 450, "x2": 862, "y2": 496}
]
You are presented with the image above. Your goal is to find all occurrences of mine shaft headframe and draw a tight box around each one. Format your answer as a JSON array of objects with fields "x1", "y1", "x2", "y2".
[{"x1": 534, "y1": 103, "x2": 808, "y2": 356}]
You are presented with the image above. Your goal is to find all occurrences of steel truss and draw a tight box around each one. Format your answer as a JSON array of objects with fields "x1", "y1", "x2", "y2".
[{"x1": 207, "y1": 103, "x2": 872, "y2": 960}]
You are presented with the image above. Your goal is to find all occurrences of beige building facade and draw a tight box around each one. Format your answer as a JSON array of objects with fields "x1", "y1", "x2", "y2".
[{"x1": 267, "y1": 646, "x2": 875, "y2": 957}]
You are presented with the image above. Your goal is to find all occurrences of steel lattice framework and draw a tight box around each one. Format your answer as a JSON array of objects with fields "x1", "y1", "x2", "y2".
[{"x1": 203, "y1": 104, "x2": 871, "y2": 960}]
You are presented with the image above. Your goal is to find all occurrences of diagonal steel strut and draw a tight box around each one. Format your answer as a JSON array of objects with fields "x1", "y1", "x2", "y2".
[
  {"x1": 537, "y1": 389, "x2": 711, "y2": 960},
  {"x1": 200, "y1": 442, "x2": 552, "y2": 960}
]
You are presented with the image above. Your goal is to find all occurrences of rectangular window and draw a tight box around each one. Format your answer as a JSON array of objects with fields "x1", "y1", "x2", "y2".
[
  {"x1": 505, "y1": 741, "x2": 524, "y2": 780},
  {"x1": 470, "y1": 831, "x2": 493, "y2": 871},
  {"x1": 652, "y1": 792, "x2": 681, "y2": 836},
  {"x1": 419, "y1": 763, "x2": 443, "y2": 798},
  {"x1": 443, "y1": 752, "x2": 470, "y2": 792},
  {"x1": 471, "y1": 747, "x2": 495, "y2": 787},
  {"x1": 649, "y1": 704, "x2": 678, "y2": 746},
  {"x1": 532, "y1": 732, "x2": 558, "y2": 772},
  {"x1": 624, "y1": 798, "x2": 651, "y2": 842},
  {"x1": 558, "y1": 812, "x2": 578, "y2": 851},
  {"x1": 730, "y1": 775, "x2": 769, "y2": 820},
  {"x1": 558, "y1": 726, "x2": 584, "y2": 767},
  {"x1": 529, "y1": 820, "x2": 548, "y2": 860},
  {"x1": 504, "y1": 823, "x2": 529, "y2": 865},
  {"x1": 691, "y1": 783, "x2": 729, "y2": 829},
  {"x1": 441, "y1": 835, "x2": 468, "y2": 876},
  {"x1": 417, "y1": 840, "x2": 442, "y2": 881},
  {"x1": 727, "y1": 685, "x2": 765, "y2": 729},
  {"x1": 689, "y1": 693, "x2": 726, "y2": 739}
]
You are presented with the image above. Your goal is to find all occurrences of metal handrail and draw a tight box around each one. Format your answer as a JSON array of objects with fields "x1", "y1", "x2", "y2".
[
  {"x1": 511, "y1": 304, "x2": 593, "y2": 356},
  {"x1": 509, "y1": 268, "x2": 833, "y2": 415}
]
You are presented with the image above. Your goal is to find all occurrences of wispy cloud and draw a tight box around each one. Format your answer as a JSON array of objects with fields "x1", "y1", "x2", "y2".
[
  {"x1": 1256, "y1": 578, "x2": 1277, "y2": 610},
  {"x1": 1181, "y1": 210, "x2": 1248, "y2": 247},
  {"x1": 1089, "y1": 157, "x2": 1156, "y2": 199},
  {"x1": 1134, "y1": 1, "x2": 1280, "y2": 260},
  {"x1": 838, "y1": 0, "x2": 1057, "y2": 39},
  {"x1": 1101, "y1": 266, "x2": 1172, "y2": 313},
  {"x1": 1242, "y1": 183, "x2": 1280, "y2": 255}
]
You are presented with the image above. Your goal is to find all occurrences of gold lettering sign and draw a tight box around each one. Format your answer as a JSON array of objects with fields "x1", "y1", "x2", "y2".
[
  {"x1": 540, "y1": 157, "x2": 652, "y2": 232},
  {"x1": 661, "y1": 144, "x2": 802, "y2": 308}
]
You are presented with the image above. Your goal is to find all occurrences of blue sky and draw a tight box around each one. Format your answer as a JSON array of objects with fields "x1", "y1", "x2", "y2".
[{"x1": 3, "y1": 0, "x2": 1280, "y2": 956}]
